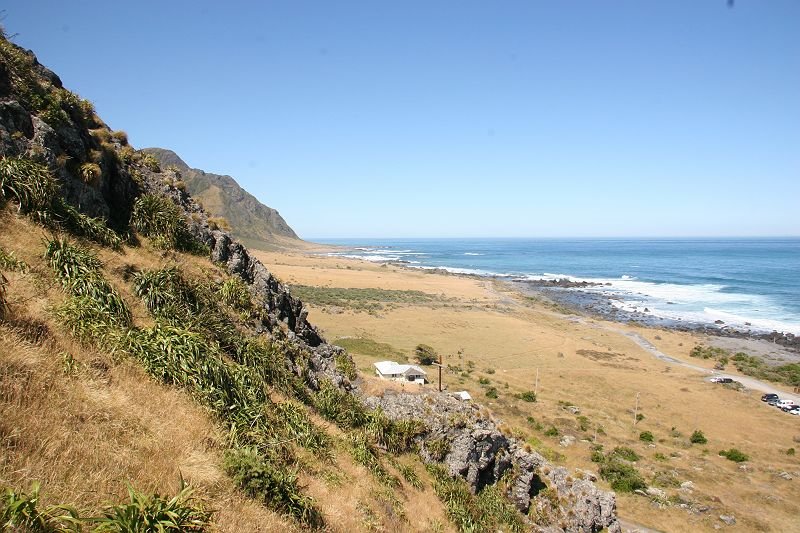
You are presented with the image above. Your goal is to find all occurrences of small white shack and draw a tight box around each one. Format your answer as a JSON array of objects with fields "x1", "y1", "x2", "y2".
[
  {"x1": 453, "y1": 391, "x2": 472, "y2": 402},
  {"x1": 374, "y1": 361, "x2": 427, "y2": 384}
]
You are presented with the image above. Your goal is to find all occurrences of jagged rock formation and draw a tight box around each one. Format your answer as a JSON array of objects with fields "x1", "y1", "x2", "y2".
[
  {"x1": 141, "y1": 147, "x2": 299, "y2": 248},
  {"x1": 366, "y1": 390, "x2": 621, "y2": 532},
  {"x1": 1, "y1": 36, "x2": 620, "y2": 531}
]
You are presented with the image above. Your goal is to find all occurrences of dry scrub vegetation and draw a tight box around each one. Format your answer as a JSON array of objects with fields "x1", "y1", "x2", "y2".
[
  {"x1": 256, "y1": 249, "x2": 800, "y2": 533},
  {"x1": 0, "y1": 210, "x2": 452, "y2": 532}
]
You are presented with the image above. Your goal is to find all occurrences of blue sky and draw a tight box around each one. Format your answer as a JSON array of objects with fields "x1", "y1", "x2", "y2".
[{"x1": 4, "y1": 1, "x2": 799, "y2": 238}]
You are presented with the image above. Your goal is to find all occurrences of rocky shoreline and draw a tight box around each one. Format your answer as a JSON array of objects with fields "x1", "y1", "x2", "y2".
[{"x1": 506, "y1": 279, "x2": 800, "y2": 356}]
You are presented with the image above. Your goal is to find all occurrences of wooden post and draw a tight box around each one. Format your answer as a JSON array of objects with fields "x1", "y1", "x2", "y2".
[
  {"x1": 438, "y1": 352, "x2": 443, "y2": 392},
  {"x1": 633, "y1": 392, "x2": 640, "y2": 425},
  {"x1": 535, "y1": 367, "x2": 539, "y2": 396}
]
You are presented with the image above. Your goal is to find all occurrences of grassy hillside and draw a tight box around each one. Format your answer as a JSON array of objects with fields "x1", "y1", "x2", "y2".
[
  {"x1": 0, "y1": 31, "x2": 625, "y2": 533},
  {"x1": 141, "y1": 147, "x2": 300, "y2": 250},
  {"x1": 0, "y1": 213, "x2": 453, "y2": 532}
]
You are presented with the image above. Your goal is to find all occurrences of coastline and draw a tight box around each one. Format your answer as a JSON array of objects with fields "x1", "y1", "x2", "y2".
[
  {"x1": 251, "y1": 245, "x2": 800, "y2": 532},
  {"x1": 505, "y1": 278, "x2": 800, "y2": 358},
  {"x1": 300, "y1": 242, "x2": 800, "y2": 359}
]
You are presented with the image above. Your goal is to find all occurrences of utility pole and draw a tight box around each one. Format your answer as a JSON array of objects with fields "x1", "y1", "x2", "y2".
[
  {"x1": 438, "y1": 352, "x2": 443, "y2": 392},
  {"x1": 535, "y1": 367, "x2": 539, "y2": 396},
  {"x1": 633, "y1": 392, "x2": 640, "y2": 426}
]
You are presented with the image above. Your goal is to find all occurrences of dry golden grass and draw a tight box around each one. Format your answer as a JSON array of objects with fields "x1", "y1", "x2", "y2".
[
  {"x1": 0, "y1": 211, "x2": 455, "y2": 532},
  {"x1": 258, "y1": 249, "x2": 800, "y2": 533}
]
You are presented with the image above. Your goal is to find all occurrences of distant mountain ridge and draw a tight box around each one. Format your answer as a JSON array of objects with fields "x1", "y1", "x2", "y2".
[{"x1": 142, "y1": 147, "x2": 299, "y2": 248}]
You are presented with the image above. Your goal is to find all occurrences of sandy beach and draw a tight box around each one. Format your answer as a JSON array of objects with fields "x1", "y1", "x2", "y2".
[{"x1": 253, "y1": 246, "x2": 800, "y2": 532}]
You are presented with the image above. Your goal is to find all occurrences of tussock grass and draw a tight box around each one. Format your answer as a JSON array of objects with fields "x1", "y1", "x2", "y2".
[
  {"x1": 387, "y1": 457, "x2": 424, "y2": 490},
  {"x1": 0, "y1": 482, "x2": 81, "y2": 532},
  {"x1": 218, "y1": 277, "x2": 252, "y2": 313},
  {"x1": 0, "y1": 156, "x2": 58, "y2": 214},
  {"x1": 0, "y1": 480, "x2": 212, "y2": 532},
  {"x1": 130, "y1": 194, "x2": 206, "y2": 254},
  {"x1": 347, "y1": 432, "x2": 400, "y2": 488},
  {"x1": 425, "y1": 463, "x2": 524, "y2": 533},
  {"x1": 94, "y1": 481, "x2": 212, "y2": 532},
  {"x1": 45, "y1": 237, "x2": 131, "y2": 327},
  {"x1": 224, "y1": 447, "x2": 322, "y2": 528}
]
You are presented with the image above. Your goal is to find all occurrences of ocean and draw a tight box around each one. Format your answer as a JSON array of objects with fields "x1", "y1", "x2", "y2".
[{"x1": 314, "y1": 238, "x2": 800, "y2": 335}]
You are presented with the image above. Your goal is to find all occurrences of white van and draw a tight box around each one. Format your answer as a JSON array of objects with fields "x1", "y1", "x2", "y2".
[{"x1": 776, "y1": 399, "x2": 797, "y2": 411}]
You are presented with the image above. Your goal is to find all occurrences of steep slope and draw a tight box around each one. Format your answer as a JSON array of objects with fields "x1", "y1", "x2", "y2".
[
  {"x1": 142, "y1": 147, "x2": 300, "y2": 249},
  {"x1": 0, "y1": 33, "x2": 621, "y2": 532}
]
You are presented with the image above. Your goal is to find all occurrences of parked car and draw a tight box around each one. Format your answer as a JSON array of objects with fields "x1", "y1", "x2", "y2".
[
  {"x1": 776, "y1": 400, "x2": 797, "y2": 410},
  {"x1": 788, "y1": 406, "x2": 800, "y2": 416},
  {"x1": 761, "y1": 393, "x2": 779, "y2": 402},
  {"x1": 767, "y1": 397, "x2": 782, "y2": 406},
  {"x1": 710, "y1": 377, "x2": 733, "y2": 383}
]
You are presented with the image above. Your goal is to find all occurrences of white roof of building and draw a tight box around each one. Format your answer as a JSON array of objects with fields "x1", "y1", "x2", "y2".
[
  {"x1": 374, "y1": 361, "x2": 427, "y2": 376},
  {"x1": 454, "y1": 391, "x2": 472, "y2": 401}
]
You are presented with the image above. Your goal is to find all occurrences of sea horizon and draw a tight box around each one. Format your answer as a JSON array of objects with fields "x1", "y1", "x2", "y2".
[{"x1": 314, "y1": 236, "x2": 800, "y2": 336}]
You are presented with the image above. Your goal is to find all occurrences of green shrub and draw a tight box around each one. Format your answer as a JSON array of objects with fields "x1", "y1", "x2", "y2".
[
  {"x1": 576, "y1": 415, "x2": 589, "y2": 431},
  {"x1": 414, "y1": 344, "x2": 438, "y2": 365},
  {"x1": 485, "y1": 386, "x2": 498, "y2": 399},
  {"x1": 544, "y1": 426, "x2": 559, "y2": 437},
  {"x1": 224, "y1": 448, "x2": 322, "y2": 528},
  {"x1": 689, "y1": 430, "x2": 708, "y2": 445},
  {"x1": 690, "y1": 345, "x2": 729, "y2": 360},
  {"x1": 719, "y1": 448, "x2": 749, "y2": 463},
  {"x1": 478, "y1": 377, "x2": 491, "y2": 385},
  {"x1": 729, "y1": 352, "x2": 800, "y2": 387},
  {"x1": 651, "y1": 470, "x2": 681, "y2": 488},
  {"x1": 610, "y1": 446, "x2": 640, "y2": 462},
  {"x1": 599, "y1": 459, "x2": 647, "y2": 493},
  {"x1": 786, "y1": 448, "x2": 795, "y2": 456},
  {"x1": 515, "y1": 391, "x2": 537, "y2": 403},
  {"x1": 639, "y1": 431, "x2": 654, "y2": 443},
  {"x1": 95, "y1": 481, "x2": 212, "y2": 532}
]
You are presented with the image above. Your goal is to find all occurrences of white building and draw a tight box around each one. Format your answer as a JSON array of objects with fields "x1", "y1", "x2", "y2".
[
  {"x1": 374, "y1": 361, "x2": 427, "y2": 383},
  {"x1": 453, "y1": 391, "x2": 472, "y2": 402}
]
